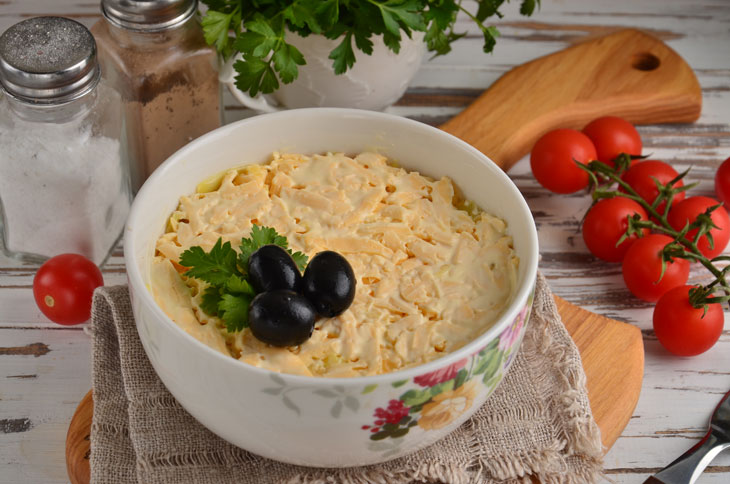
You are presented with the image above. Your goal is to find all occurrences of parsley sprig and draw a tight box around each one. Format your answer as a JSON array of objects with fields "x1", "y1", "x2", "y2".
[
  {"x1": 179, "y1": 225, "x2": 308, "y2": 332},
  {"x1": 201, "y1": 0, "x2": 540, "y2": 97}
]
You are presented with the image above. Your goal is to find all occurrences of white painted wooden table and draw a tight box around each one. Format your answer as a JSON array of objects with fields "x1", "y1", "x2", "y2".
[{"x1": 1, "y1": 1, "x2": 729, "y2": 483}]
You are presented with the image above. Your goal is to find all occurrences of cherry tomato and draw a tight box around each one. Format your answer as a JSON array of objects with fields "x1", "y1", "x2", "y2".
[
  {"x1": 582, "y1": 116, "x2": 642, "y2": 166},
  {"x1": 33, "y1": 253, "x2": 104, "y2": 325},
  {"x1": 622, "y1": 234, "x2": 689, "y2": 302},
  {"x1": 715, "y1": 156, "x2": 730, "y2": 204},
  {"x1": 621, "y1": 160, "x2": 685, "y2": 215},
  {"x1": 653, "y1": 285, "x2": 724, "y2": 356},
  {"x1": 668, "y1": 196, "x2": 730, "y2": 259},
  {"x1": 530, "y1": 129, "x2": 597, "y2": 194},
  {"x1": 582, "y1": 198, "x2": 650, "y2": 262}
]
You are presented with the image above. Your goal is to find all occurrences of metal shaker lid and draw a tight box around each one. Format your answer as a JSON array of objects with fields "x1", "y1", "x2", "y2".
[
  {"x1": 0, "y1": 17, "x2": 100, "y2": 104},
  {"x1": 101, "y1": 0, "x2": 197, "y2": 32}
]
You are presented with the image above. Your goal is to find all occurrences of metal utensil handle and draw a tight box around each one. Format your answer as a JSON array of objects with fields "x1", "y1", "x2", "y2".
[{"x1": 652, "y1": 431, "x2": 730, "y2": 484}]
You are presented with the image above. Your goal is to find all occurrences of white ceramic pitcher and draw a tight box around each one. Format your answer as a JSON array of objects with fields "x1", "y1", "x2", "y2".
[{"x1": 220, "y1": 31, "x2": 426, "y2": 112}]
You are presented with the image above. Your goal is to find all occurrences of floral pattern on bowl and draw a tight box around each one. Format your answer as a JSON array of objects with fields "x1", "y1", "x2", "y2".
[
  {"x1": 361, "y1": 295, "x2": 533, "y2": 442},
  {"x1": 259, "y1": 287, "x2": 533, "y2": 455}
]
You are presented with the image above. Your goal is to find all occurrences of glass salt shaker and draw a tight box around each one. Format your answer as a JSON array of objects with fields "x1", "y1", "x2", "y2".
[
  {"x1": 91, "y1": 0, "x2": 223, "y2": 192},
  {"x1": 0, "y1": 17, "x2": 131, "y2": 266}
]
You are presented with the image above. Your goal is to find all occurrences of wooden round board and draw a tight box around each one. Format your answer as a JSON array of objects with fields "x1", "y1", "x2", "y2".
[{"x1": 65, "y1": 294, "x2": 644, "y2": 484}]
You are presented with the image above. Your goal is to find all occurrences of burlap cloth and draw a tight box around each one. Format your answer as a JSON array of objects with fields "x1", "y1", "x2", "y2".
[{"x1": 89, "y1": 273, "x2": 604, "y2": 484}]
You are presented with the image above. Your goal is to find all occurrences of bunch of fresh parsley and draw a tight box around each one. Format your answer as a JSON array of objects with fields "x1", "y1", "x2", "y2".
[
  {"x1": 201, "y1": 0, "x2": 540, "y2": 97},
  {"x1": 179, "y1": 225, "x2": 308, "y2": 333}
]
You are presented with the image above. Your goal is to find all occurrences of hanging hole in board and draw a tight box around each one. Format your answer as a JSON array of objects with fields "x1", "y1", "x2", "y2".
[{"x1": 632, "y1": 52, "x2": 660, "y2": 71}]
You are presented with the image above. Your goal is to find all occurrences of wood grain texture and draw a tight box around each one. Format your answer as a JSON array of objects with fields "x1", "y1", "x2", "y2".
[
  {"x1": 440, "y1": 29, "x2": 702, "y2": 171},
  {"x1": 555, "y1": 296, "x2": 644, "y2": 449},
  {"x1": 64, "y1": 295, "x2": 643, "y2": 484},
  {"x1": 65, "y1": 391, "x2": 92, "y2": 484}
]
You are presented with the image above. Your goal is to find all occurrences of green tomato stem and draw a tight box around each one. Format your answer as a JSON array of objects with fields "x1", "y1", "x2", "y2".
[{"x1": 587, "y1": 159, "x2": 730, "y2": 307}]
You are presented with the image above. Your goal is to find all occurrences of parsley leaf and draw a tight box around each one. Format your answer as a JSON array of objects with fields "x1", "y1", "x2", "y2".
[
  {"x1": 218, "y1": 293, "x2": 253, "y2": 332},
  {"x1": 520, "y1": 0, "x2": 538, "y2": 16},
  {"x1": 254, "y1": 225, "x2": 290, "y2": 247},
  {"x1": 225, "y1": 275, "x2": 256, "y2": 296},
  {"x1": 200, "y1": 1, "x2": 241, "y2": 59},
  {"x1": 315, "y1": 0, "x2": 340, "y2": 29},
  {"x1": 377, "y1": 0, "x2": 426, "y2": 36},
  {"x1": 179, "y1": 225, "x2": 308, "y2": 333},
  {"x1": 233, "y1": 55, "x2": 270, "y2": 97},
  {"x1": 379, "y1": 7, "x2": 402, "y2": 38},
  {"x1": 424, "y1": 22, "x2": 449, "y2": 55},
  {"x1": 239, "y1": 225, "x2": 288, "y2": 268},
  {"x1": 476, "y1": 0, "x2": 505, "y2": 21},
  {"x1": 329, "y1": 32, "x2": 356, "y2": 75},
  {"x1": 200, "y1": 286, "x2": 222, "y2": 316},
  {"x1": 382, "y1": 30, "x2": 402, "y2": 54},
  {"x1": 480, "y1": 25, "x2": 501, "y2": 54},
  {"x1": 260, "y1": 64, "x2": 281, "y2": 94},
  {"x1": 283, "y1": 0, "x2": 323, "y2": 33},
  {"x1": 424, "y1": 0, "x2": 459, "y2": 55},
  {"x1": 244, "y1": 17, "x2": 280, "y2": 56},
  {"x1": 201, "y1": 10, "x2": 235, "y2": 52},
  {"x1": 273, "y1": 43, "x2": 306, "y2": 84},
  {"x1": 238, "y1": 225, "x2": 309, "y2": 271},
  {"x1": 235, "y1": 30, "x2": 277, "y2": 59},
  {"x1": 354, "y1": 31, "x2": 374, "y2": 55},
  {"x1": 427, "y1": 1, "x2": 459, "y2": 29},
  {"x1": 290, "y1": 251, "x2": 309, "y2": 272},
  {"x1": 180, "y1": 239, "x2": 238, "y2": 286}
]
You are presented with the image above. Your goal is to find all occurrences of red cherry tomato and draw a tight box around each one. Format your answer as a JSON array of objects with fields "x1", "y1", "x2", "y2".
[
  {"x1": 621, "y1": 160, "x2": 685, "y2": 215},
  {"x1": 715, "y1": 156, "x2": 730, "y2": 204},
  {"x1": 582, "y1": 198, "x2": 650, "y2": 262},
  {"x1": 530, "y1": 129, "x2": 597, "y2": 194},
  {"x1": 622, "y1": 234, "x2": 689, "y2": 302},
  {"x1": 33, "y1": 254, "x2": 104, "y2": 325},
  {"x1": 653, "y1": 285, "x2": 724, "y2": 357},
  {"x1": 582, "y1": 116, "x2": 642, "y2": 166},
  {"x1": 668, "y1": 196, "x2": 730, "y2": 259}
]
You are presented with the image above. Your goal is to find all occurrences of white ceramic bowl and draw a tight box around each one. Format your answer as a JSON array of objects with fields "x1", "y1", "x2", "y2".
[{"x1": 125, "y1": 108, "x2": 539, "y2": 467}]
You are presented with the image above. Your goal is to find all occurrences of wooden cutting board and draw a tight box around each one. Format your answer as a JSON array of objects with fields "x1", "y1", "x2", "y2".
[
  {"x1": 66, "y1": 28, "x2": 701, "y2": 484},
  {"x1": 440, "y1": 28, "x2": 701, "y2": 170}
]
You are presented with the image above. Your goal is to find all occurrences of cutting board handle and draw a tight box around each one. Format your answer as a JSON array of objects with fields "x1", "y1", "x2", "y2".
[{"x1": 440, "y1": 28, "x2": 702, "y2": 171}]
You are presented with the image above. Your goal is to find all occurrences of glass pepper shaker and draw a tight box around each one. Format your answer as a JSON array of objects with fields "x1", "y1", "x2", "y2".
[
  {"x1": 0, "y1": 16, "x2": 131, "y2": 265},
  {"x1": 91, "y1": 0, "x2": 223, "y2": 192}
]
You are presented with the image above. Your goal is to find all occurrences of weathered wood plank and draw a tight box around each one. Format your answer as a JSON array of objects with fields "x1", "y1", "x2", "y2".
[{"x1": 0, "y1": 327, "x2": 91, "y2": 484}]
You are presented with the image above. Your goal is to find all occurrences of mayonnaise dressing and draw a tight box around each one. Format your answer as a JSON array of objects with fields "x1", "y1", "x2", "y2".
[{"x1": 151, "y1": 152, "x2": 518, "y2": 377}]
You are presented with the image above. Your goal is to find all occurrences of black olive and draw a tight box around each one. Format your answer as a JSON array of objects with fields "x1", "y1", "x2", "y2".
[
  {"x1": 302, "y1": 251, "x2": 356, "y2": 317},
  {"x1": 248, "y1": 290, "x2": 316, "y2": 347},
  {"x1": 248, "y1": 244, "x2": 302, "y2": 293}
]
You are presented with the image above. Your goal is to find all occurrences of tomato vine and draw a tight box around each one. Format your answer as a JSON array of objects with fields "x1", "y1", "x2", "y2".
[{"x1": 579, "y1": 154, "x2": 730, "y2": 311}]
